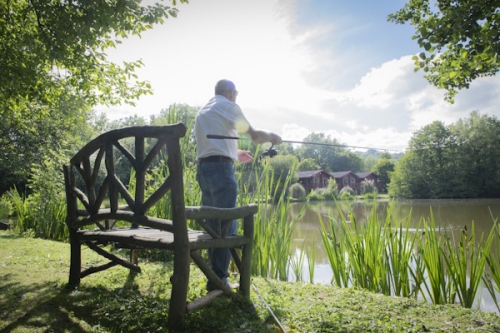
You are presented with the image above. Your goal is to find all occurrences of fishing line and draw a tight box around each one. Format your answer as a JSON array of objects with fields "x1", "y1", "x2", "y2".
[
  {"x1": 252, "y1": 283, "x2": 287, "y2": 333},
  {"x1": 207, "y1": 134, "x2": 400, "y2": 152}
]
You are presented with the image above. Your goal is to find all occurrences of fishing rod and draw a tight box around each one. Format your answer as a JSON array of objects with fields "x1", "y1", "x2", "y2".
[
  {"x1": 207, "y1": 134, "x2": 400, "y2": 159},
  {"x1": 252, "y1": 283, "x2": 287, "y2": 333}
]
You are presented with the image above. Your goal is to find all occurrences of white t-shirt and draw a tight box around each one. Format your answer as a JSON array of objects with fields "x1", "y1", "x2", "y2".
[{"x1": 195, "y1": 95, "x2": 250, "y2": 162}]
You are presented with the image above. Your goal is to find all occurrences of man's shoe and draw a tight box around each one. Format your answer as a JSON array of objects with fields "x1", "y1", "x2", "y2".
[
  {"x1": 226, "y1": 281, "x2": 239, "y2": 289},
  {"x1": 207, "y1": 281, "x2": 239, "y2": 292}
]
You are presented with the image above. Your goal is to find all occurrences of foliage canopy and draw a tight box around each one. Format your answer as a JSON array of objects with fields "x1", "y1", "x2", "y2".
[
  {"x1": 389, "y1": 0, "x2": 500, "y2": 102},
  {"x1": 388, "y1": 111, "x2": 500, "y2": 198},
  {"x1": 0, "y1": 0, "x2": 187, "y2": 194}
]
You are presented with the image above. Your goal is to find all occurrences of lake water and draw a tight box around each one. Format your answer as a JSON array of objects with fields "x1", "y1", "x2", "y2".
[{"x1": 288, "y1": 198, "x2": 500, "y2": 313}]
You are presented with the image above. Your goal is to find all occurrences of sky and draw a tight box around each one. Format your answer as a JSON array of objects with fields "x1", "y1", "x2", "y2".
[{"x1": 97, "y1": 0, "x2": 500, "y2": 152}]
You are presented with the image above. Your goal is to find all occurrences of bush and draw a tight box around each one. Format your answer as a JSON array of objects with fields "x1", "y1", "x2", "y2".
[
  {"x1": 307, "y1": 190, "x2": 324, "y2": 201},
  {"x1": 361, "y1": 179, "x2": 377, "y2": 194},
  {"x1": 324, "y1": 179, "x2": 339, "y2": 200},
  {"x1": 363, "y1": 192, "x2": 378, "y2": 200},
  {"x1": 339, "y1": 186, "x2": 355, "y2": 201},
  {"x1": 0, "y1": 195, "x2": 13, "y2": 219},
  {"x1": 289, "y1": 183, "x2": 306, "y2": 200}
]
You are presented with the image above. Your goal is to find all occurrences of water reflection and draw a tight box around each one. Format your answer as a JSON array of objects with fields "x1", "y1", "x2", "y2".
[{"x1": 288, "y1": 198, "x2": 500, "y2": 313}]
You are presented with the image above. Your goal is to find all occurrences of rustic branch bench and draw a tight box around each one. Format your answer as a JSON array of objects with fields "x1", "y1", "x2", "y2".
[{"x1": 63, "y1": 123, "x2": 257, "y2": 329}]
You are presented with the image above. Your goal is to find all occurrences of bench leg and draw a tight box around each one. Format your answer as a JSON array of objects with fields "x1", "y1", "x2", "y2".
[
  {"x1": 240, "y1": 215, "x2": 255, "y2": 297},
  {"x1": 68, "y1": 230, "x2": 81, "y2": 286},
  {"x1": 168, "y1": 247, "x2": 190, "y2": 329},
  {"x1": 240, "y1": 242, "x2": 252, "y2": 297},
  {"x1": 130, "y1": 249, "x2": 138, "y2": 265}
]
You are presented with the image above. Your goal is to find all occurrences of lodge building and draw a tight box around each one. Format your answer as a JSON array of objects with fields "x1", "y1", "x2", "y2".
[{"x1": 296, "y1": 170, "x2": 381, "y2": 194}]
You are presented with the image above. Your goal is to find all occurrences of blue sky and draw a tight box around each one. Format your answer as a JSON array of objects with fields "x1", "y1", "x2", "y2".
[{"x1": 99, "y1": 0, "x2": 500, "y2": 152}]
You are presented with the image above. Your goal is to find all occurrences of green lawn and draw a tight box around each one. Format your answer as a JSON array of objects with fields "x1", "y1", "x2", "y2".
[{"x1": 1, "y1": 231, "x2": 499, "y2": 333}]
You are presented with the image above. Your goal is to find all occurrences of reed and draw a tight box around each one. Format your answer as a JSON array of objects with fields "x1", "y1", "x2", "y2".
[
  {"x1": 0, "y1": 196, "x2": 12, "y2": 219},
  {"x1": 484, "y1": 222, "x2": 500, "y2": 311},
  {"x1": 319, "y1": 207, "x2": 350, "y2": 288},
  {"x1": 289, "y1": 243, "x2": 306, "y2": 282},
  {"x1": 418, "y1": 210, "x2": 455, "y2": 305},
  {"x1": 306, "y1": 241, "x2": 316, "y2": 284},
  {"x1": 9, "y1": 188, "x2": 34, "y2": 233},
  {"x1": 249, "y1": 158, "x2": 303, "y2": 280},
  {"x1": 319, "y1": 202, "x2": 500, "y2": 311},
  {"x1": 386, "y1": 204, "x2": 417, "y2": 297},
  {"x1": 443, "y1": 221, "x2": 495, "y2": 308},
  {"x1": 409, "y1": 245, "x2": 426, "y2": 300},
  {"x1": 346, "y1": 200, "x2": 392, "y2": 295},
  {"x1": 8, "y1": 187, "x2": 68, "y2": 241}
]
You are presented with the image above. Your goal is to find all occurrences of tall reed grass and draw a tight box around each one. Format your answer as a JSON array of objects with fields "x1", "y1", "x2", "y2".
[
  {"x1": 247, "y1": 158, "x2": 305, "y2": 280},
  {"x1": 8, "y1": 187, "x2": 68, "y2": 241},
  {"x1": 418, "y1": 210, "x2": 455, "y2": 305},
  {"x1": 444, "y1": 222, "x2": 495, "y2": 308},
  {"x1": 306, "y1": 240, "x2": 316, "y2": 283},
  {"x1": 319, "y1": 200, "x2": 499, "y2": 311},
  {"x1": 484, "y1": 221, "x2": 500, "y2": 312}
]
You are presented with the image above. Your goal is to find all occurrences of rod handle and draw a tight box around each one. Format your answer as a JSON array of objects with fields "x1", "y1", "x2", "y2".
[{"x1": 207, "y1": 135, "x2": 239, "y2": 140}]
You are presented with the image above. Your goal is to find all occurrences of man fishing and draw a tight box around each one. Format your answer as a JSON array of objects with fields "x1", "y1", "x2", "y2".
[{"x1": 195, "y1": 79, "x2": 282, "y2": 291}]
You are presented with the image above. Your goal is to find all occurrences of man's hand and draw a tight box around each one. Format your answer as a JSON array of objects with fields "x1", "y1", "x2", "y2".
[
  {"x1": 270, "y1": 133, "x2": 282, "y2": 145},
  {"x1": 247, "y1": 126, "x2": 283, "y2": 145},
  {"x1": 238, "y1": 150, "x2": 253, "y2": 163}
]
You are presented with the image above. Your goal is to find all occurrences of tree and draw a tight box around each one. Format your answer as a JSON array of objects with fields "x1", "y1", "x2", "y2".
[
  {"x1": 393, "y1": 120, "x2": 459, "y2": 198},
  {"x1": 276, "y1": 142, "x2": 294, "y2": 156},
  {"x1": 334, "y1": 150, "x2": 365, "y2": 172},
  {"x1": 388, "y1": 151, "x2": 429, "y2": 198},
  {"x1": 267, "y1": 155, "x2": 299, "y2": 200},
  {"x1": 0, "y1": 0, "x2": 186, "y2": 194},
  {"x1": 388, "y1": 112, "x2": 500, "y2": 198},
  {"x1": 295, "y1": 133, "x2": 343, "y2": 172},
  {"x1": 371, "y1": 156, "x2": 395, "y2": 193},
  {"x1": 449, "y1": 111, "x2": 500, "y2": 197},
  {"x1": 389, "y1": 1, "x2": 500, "y2": 102},
  {"x1": 297, "y1": 158, "x2": 320, "y2": 171},
  {"x1": 363, "y1": 155, "x2": 378, "y2": 172}
]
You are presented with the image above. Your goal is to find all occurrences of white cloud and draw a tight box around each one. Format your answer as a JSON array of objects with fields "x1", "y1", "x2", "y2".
[
  {"x1": 98, "y1": 0, "x2": 330, "y2": 121},
  {"x1": 281, "y1": 123, "x2": 311, "y2": 143},
  {"x1": 95, "y1": 1, "x2": 500, "y2": 154}
]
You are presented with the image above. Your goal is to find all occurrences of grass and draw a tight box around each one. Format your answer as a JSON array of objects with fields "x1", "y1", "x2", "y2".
[
  {"x1": 320, "y1": 201, "x2": 500, "y2": 311},
  {"x1": 2, "y1": 231, "x2": 499, "y2": 333}
]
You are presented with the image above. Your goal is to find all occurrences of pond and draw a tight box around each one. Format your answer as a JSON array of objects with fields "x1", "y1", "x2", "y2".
[{"x1": 288, "y1": 198, "x2": 500, "y2": 313}]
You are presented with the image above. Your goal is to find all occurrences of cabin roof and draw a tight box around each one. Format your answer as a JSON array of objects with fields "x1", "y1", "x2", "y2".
[
  {"x1": 356, "y1": 172, "x2": 375, "y2": 179},
  {"x1": 329, "y1": 171, "x2": 353, "y2": 178},
  {"x1": 296, "y1": 170, "x2": 325, "y2": 178}
]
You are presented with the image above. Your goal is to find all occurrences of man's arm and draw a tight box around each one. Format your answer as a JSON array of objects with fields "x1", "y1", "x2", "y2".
[{"x1": 247, "y1": 126, "x2": 282, "y2": 145}]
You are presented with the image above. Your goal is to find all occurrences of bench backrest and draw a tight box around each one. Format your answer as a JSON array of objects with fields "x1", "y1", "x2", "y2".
[{"x1": 63, "y1": 123, "x2": 187, "y2": 232}]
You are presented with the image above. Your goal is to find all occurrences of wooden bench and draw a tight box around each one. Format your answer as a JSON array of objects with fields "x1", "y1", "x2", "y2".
[{"x1": 63, "y1": 123, "x2": 257, "y2": 329}]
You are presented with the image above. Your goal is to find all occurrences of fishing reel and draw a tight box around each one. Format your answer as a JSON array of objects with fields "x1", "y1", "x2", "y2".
[{"x1": 260, "y1": 143, "x2": 278, "y2": 159}]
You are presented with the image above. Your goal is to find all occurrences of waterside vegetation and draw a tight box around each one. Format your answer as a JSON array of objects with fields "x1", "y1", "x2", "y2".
[
  {"x1": 1, "y1": 109, "x2": 500, "y2": 330},
  {"x1": 320, "y1": 201, "x2": 500, "y2": 312},
  {"x1": 2, "y1": 232, "x2": 499, "y2": 333}
]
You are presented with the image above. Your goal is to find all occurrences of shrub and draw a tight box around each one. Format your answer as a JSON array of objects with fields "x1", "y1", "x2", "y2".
[
  {"x1": 0, "y1": 195, "x2": 13, "y2": 219},
  {"x1": 339, "y1": 186, "x2": 355, "y2": 201},
  {"x1": 363, "y1": 192, "x2": 378, "y2": 200},
  {"x1": 307, "y1": 190, "x2": 324, "y2": 201},
  {"x1": 361, "y1": 179, "x2": 378, "y2": 194},
  {"x1": 289, "y1": 183, "x2": 306, "y2": 200},
  {"x1": 324, "y1": 179, "x2": 339, "y2": 200}
]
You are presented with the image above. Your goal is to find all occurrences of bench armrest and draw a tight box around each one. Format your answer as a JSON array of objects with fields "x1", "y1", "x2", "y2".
[{"x1": 185, "y1": 204, "x2": 258, "y2": 220}]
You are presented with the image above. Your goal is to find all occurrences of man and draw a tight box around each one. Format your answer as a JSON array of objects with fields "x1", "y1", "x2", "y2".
[{"x1": 195, "y1": 79, "x2": 282, "y2": 291}]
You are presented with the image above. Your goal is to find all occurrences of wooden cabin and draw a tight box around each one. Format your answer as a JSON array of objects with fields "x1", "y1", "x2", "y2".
[
  {"x1": 297, "y1": 170, "x2": 380, "y2": 194},
  {"x1": 296, "y1": 170, "x2": 333, "y2": 193}
]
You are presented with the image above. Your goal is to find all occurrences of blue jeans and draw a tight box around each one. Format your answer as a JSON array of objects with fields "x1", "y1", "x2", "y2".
[{"x1": 196, "y1": 161, "x2": 238, "y2": 285}]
